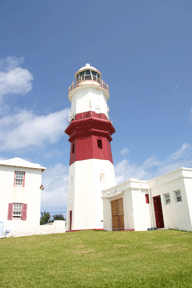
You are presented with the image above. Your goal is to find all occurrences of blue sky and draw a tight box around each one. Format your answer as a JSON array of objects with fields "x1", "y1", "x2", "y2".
[{"x1": 0, "y1": 0, "x2": 191, "y2": 216}]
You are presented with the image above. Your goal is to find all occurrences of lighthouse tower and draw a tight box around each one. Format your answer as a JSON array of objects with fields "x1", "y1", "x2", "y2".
[{"x1": 65, "y1": 64, "x2": 116, "y2": 231}]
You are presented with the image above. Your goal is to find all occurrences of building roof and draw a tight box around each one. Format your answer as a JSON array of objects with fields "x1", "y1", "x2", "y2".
[{"x1": 0, "y1": 157, "x2": 46, "y2": 171}]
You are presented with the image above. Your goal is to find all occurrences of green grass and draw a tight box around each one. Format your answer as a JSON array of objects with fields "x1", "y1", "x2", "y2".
[{"x1": 0, "y1": 230, "x2": 192, "y2": 287}]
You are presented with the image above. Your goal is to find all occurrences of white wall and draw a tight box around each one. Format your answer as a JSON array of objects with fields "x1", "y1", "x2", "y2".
[
  {"x1": 102, "y1": 179, "x2": 151, "y2": 231},
  {"x1": 0, "y1": 165, "x2": 42, "y2": 232},
  {"x1": 149, "y1": 168, "x2": 192, "y2": 231},
  {"x1": 70, "y1": 86, "x2": 108, "y2": 117},
  {"x1": 67, "y1": 159, "x2": 116, "y2": 231},
  {"x1": 131, "y1": 189, "x2": 151, "y2": 231}
]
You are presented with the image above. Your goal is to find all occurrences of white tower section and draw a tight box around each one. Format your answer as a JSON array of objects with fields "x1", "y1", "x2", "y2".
[
  {"x1": 68, "y1": 63, "x2": 110, "y2": 121},
  {"x1": 65, "y1": 64, "x2": 116, "y2": 231}
]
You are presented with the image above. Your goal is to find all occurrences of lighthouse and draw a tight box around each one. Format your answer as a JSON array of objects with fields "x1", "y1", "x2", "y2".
[{"x1": 65, "y1": 64, "x2": 116, "y2": 231}]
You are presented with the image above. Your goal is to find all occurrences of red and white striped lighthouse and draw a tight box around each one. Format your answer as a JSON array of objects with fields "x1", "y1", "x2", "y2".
[{"x1": 65, "y1": 64, "x2": 116, "y2": 231}]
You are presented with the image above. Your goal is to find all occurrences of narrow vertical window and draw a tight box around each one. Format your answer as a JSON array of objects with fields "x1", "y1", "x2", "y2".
[
  {"x1": 97, "y1": 139, "x2": 102, "y2": 149},
  {"x1": 145, "y1": 194, "x2": 149, "y2": 204},
  {"x1": 164, "y1": 193, "x2": 171, "y2": 205},
  {"x1": 72, "y1": 142, "x2": 75, "y2": 154},
  {"x1": 100, "y1": 171, "x2": 105, "y2": 183},
  {"x1": 14, "y1": 171, "x2": 25, "y2": 187},
  {"x1": 174, "y1": 190, "x2": 182, "y2": 202}
]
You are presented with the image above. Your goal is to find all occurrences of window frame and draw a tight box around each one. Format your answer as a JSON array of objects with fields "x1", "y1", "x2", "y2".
[
  {"x1": 12, "y1": 203, "x2": 23, "y2": 219},
  {"x1": 14, "y1": 171, "x2": 25, "y2": 187},
  {"x1": 97, "y1": 138, "x2": 102, "y2": 149},
  {"x1": 164, "y1": 193, "x2": 171, "y2": 205},
  {"x1": 100, "y1": 171, "x2": 105, "y2": 183},
  {"x1": 174, "y1": 190, "x2": 182, "y2": 203},
  {"x1": 72, "y1": 142, "x2": 75, "y2": 154}
]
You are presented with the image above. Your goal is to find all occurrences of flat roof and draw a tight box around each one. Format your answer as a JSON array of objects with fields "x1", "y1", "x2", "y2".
[{"x1": 0, "y1": 157, "x2": 46, "y2": 171}]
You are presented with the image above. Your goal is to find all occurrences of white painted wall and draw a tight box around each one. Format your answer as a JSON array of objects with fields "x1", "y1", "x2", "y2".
[
  {"x1": 149, "y1": 168, "x2": 192, "y2": 231},
  {"x1": 102, "y1": 179, "x2": 151, "y2": 231},
  {"x1": 67, "y1": 159, "x2": 116, "y2": 231},
  {"x1": 69, "y1": 86, "x2": 109, "y2": 119},
  {"x1": 0, "y1": 165, "x2": 43, "y2": 233}
]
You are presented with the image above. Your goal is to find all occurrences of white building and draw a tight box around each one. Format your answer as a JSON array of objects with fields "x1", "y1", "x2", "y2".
[
  {"x1": 0, "y1": 157, "x2": 45, "y2": 235},
  {"x1": 102, "y1": 167, "x2": 192, "y2": 232},
  {"x1": 65, "y1": 64, "x2": 116, "y2": 231},
  {"x1": 65, "y1": 64, "x2": 192, "y2": 233}
]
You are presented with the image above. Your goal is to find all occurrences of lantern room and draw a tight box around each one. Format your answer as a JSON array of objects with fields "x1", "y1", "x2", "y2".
[{"x1": 75, "y1": 63, "x2": 101, "y2": 81}]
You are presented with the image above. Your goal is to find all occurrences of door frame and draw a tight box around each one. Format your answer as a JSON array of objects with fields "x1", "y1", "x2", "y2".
[{"x1": 153, "y1": 195, "x2": 164, "y2": 229}]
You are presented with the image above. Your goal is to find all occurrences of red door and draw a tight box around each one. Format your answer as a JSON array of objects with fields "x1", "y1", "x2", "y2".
[
  {"x1": 69, "y1": 210, "x2": 72, "y2": 231},
  {"x1": 153, "y1": 195, "x2": 164, "y2": 228}
]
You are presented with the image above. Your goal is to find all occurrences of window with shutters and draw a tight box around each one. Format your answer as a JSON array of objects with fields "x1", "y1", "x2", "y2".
[
  {"x1": 13, "y1": 203, "x2": 23, "y2": 219},
  {"x1": 14, "y1": 171, "x2": 25, "y2": 187},
  {"x1": 7, "y1": 203, "x2": 27, "y2": 220}
]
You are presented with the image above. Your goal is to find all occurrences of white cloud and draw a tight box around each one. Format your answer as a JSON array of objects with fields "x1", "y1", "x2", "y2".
[
  {"x1": 115, "y1": 143, "x2": 192, "y2": 184},
  {"x1": 0, "y1": 56, "x2": 33, "y2": 101},
  {"x1": 120, "y1": 148, "x2": 130, "y2": 156},
  {"x1": 0, "y1": 108, "x2": 70, "y2": 151},
  {"x1": 41, "y1": 163, "x2": 69, "y2": 209},
  {"x1": 172, "y1": 84, "x2": 178, "y2": 92}
]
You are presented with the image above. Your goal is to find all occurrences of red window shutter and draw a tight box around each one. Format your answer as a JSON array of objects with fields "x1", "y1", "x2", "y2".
[
  {"x1": 145, "y1": 194, "x2": 149, "y2": 204},
  {"x1": 21, "y1": 204, "x2": 27, "y2": 220},
  {"x1": 23, "y1": 172, "x2": 25, "y2": 187},
  {"x1": 8, "y1": 203, "x2": 13, "y2": 220}
]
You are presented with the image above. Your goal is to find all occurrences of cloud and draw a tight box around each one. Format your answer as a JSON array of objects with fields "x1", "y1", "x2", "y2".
[
  {"x1": 0, "y1": 56, "x2": 33, "y2": 101},
  {"x1": 41, "y1": 163, "x2": 69, "y2": 209},
  {"x1": 172, "y1": 84, "x2": 178, "y2": 92},
  {"x1": 171, "y1": 84, "x2": 182, "y2": 93},
  {"x1": 115, "y1": 142, "x2": 192, "y2": 184},
  {"x1": 0, "y1": 108, "x2": 70, "y2": 151},
  {"x1": 120, "y1": 148, "x2": 130, "y2": 156}
]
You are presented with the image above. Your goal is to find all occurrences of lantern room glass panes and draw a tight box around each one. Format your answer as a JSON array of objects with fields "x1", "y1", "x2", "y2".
[{"x1": 76, "y1": 70, "x2": 101, "y2": 81}]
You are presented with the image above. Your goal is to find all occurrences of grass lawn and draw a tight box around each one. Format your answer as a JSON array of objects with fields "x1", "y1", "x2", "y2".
[{"x1": 0, "y1": 230, "x2": 192, "y2": 287}]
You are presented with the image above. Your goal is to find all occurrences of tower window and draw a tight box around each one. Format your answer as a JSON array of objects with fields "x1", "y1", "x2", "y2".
[
  {"x1": 72, "y1": 142, "x2": 75, "y2": 154},
  {"x1": 100, "y1": 171, "x2": 105, "y2": 183},
  {"x1": 97, "y1": 139, "x2": 102, "y2": 149}
]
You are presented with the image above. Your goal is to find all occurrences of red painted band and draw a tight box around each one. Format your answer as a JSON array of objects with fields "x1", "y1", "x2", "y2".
[{"x1": 65, "y1": 111, "x2": 115, "y2": 165}]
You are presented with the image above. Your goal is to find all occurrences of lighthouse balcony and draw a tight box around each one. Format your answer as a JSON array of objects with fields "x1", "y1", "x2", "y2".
[
  {"x1": 69, "y1": 76, "x2": 108, "y2": 93},
  {"x1": 69, "y1": 111, "x2": 110, "y2": 123}
]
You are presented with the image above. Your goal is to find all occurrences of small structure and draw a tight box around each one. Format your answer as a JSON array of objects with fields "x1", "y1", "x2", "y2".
[
  {"x1": 0, "y1": 157, "x2": 45, "y2": 236},
  {"x1": 102, "y1": 168, "x2": 192, "y2": 232}
]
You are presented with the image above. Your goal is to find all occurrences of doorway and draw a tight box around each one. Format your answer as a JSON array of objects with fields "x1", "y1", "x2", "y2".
[
  {"x1": 153, "y1": 195, "x2": 164, "y2": 228},
  {"x1": 111, "y1": 198, "x2": 124, "y2": 230},
  {"x1": 69, "y1": 210, "x2": 72, "y2": 231}
]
